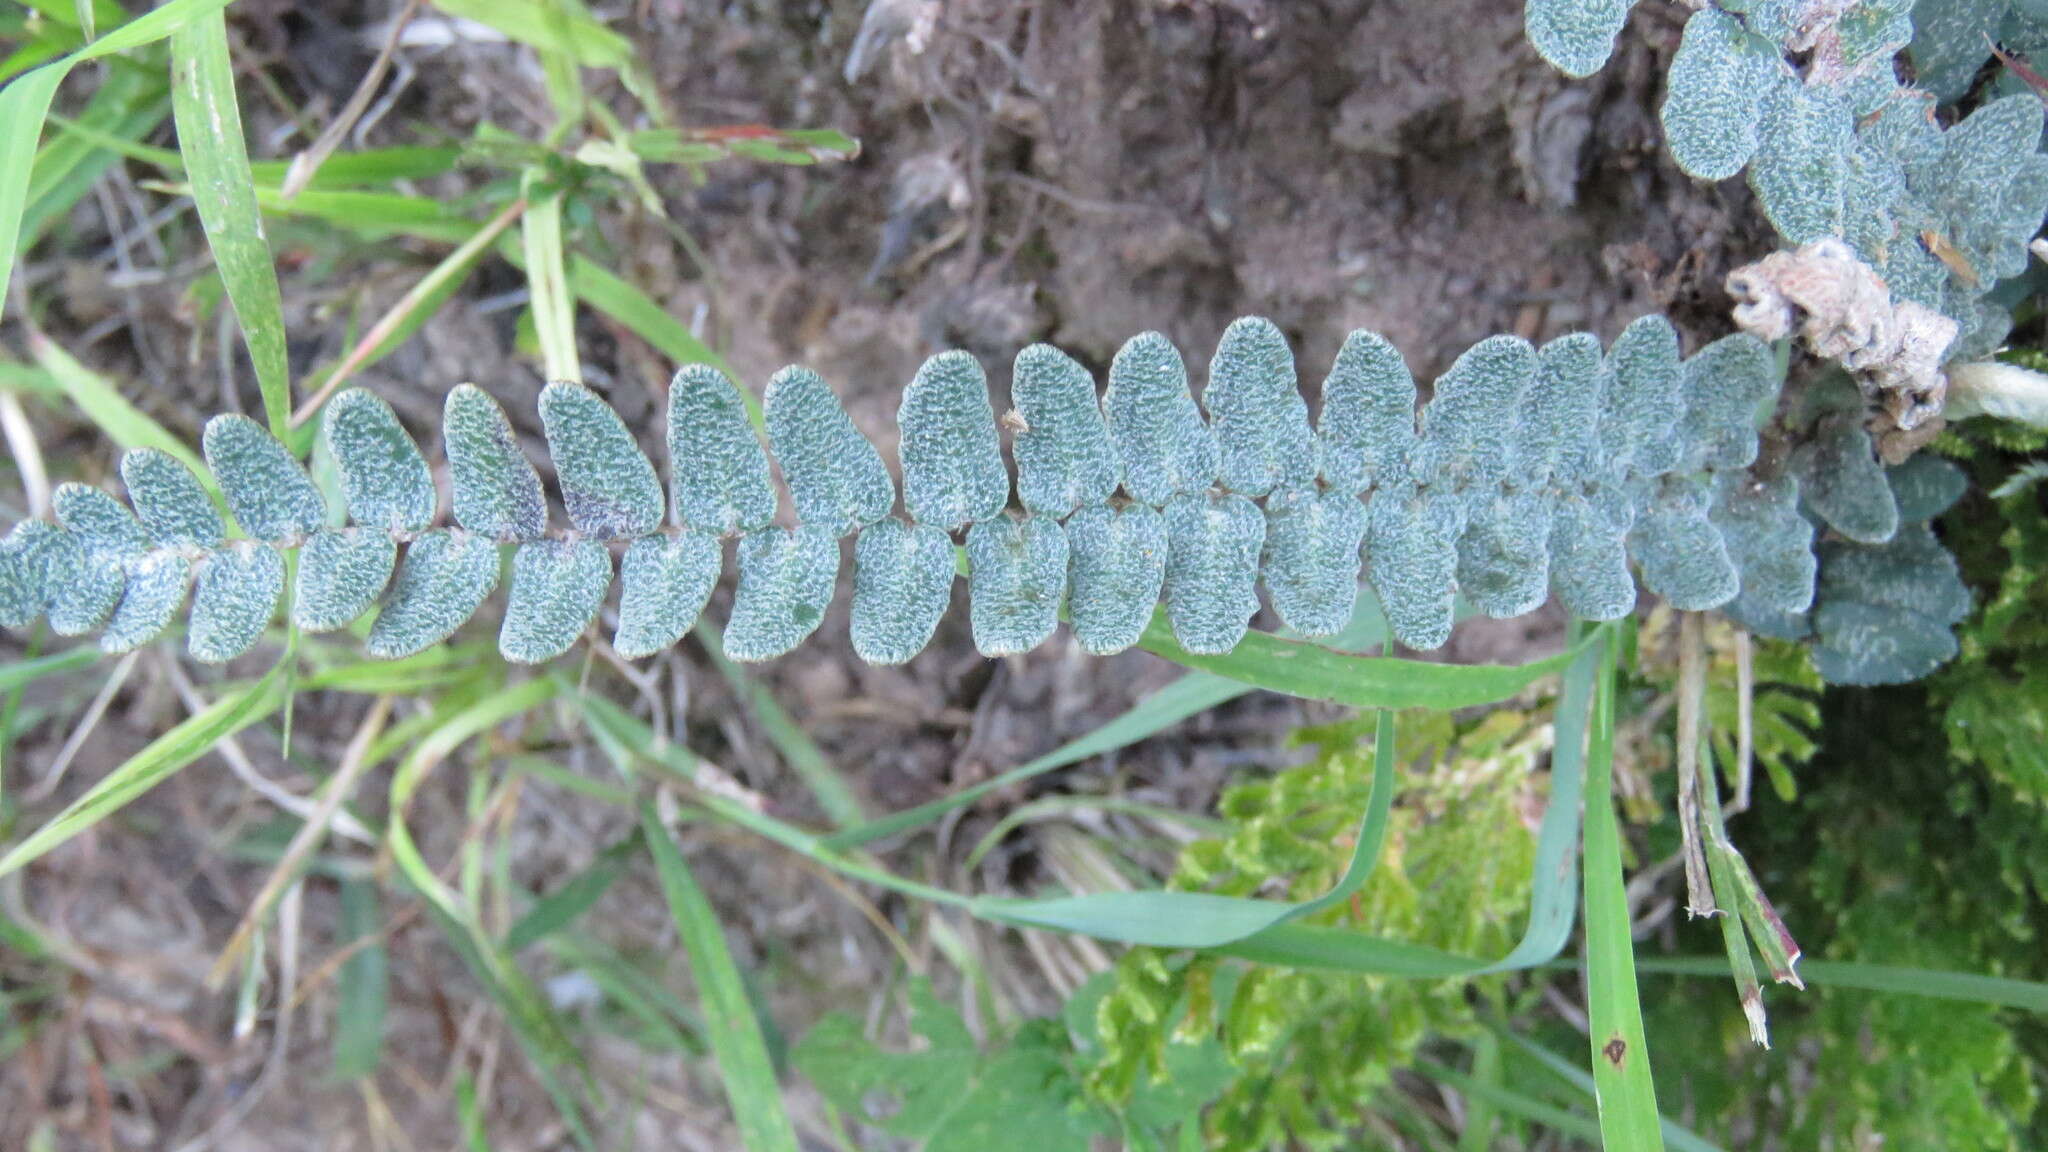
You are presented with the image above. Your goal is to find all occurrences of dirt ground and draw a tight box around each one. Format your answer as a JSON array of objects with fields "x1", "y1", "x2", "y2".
[{"x1": 0, "y1": 1, "x2": 1771, "y2": 1147}]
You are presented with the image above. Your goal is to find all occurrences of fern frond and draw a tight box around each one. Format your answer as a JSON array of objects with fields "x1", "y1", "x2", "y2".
[{"x1": 3, "y1": 314, "x2": 1959, "y2": 684}]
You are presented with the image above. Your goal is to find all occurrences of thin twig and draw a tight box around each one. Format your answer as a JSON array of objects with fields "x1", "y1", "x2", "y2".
[
  {"x1": 0, "y1": 391, "x2": 50, "y2": 517},
  {"x1": 164, "y1": 659, "x2": 375, "y2": 844},
  {"x1": 288, "y1": 198, "x2": 527, "y2": 427},
  {"x1": 28, "y1": 650, "x2": 140, "y2": 803}
]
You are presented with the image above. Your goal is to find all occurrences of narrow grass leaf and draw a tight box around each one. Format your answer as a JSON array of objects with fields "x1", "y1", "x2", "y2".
[
  {"x1": 28, "y1": 332, "x2": 212, "y2": 488},
  {"x1": 1582, "y1": 633, "x2": 1665, "y2": 1151},
  {"x1": 641, "y1": 804, "x2": 802, "y2": 1152},
  {"x1": 520, "y1": 181, "x2": 580, "y2": 383},
  {"x1": 170, "y1": 9, "x2": 293, "y2": 435},
  {"x1": 332, "y1": 879, "x2": 388, "y2": 1079},
  {"x1": 0, "y1": 656, "x2": 288, "y2": 877},
  {"x1": 0, "y1": 0, "x2": 235, "y2": 323}
]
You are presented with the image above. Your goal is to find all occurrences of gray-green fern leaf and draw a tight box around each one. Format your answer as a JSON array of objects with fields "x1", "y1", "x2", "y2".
[{"x1": 0, "y1": 314, "x2": 1960, "y2": 684}]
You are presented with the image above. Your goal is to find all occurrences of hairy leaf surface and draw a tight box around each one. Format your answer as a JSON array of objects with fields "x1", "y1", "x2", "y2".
[
  {"x1": 1676, "y1": 333, "x2": 1776, "y2": 474},
  {"x1": 1710, "y1": 471, "x2": 1816, "y2": 615},
  {"x1": 1105, "y1": 332, "x2": 1219, "y2": 505},
  {"x1": 102, "y1": 553, "x2": 190, "y2": 654},
  {"x1": 614, "y1": 532, "x2": 720, "y2": 659},
  {"x1": 1660, "y1": 9, "x2": 1775, "y2": 180},
  {"x1": 1458, "y1": 489, "x2": 1554, "y2": 619},
  {"x1": 501, "y1": 538, "x2": 611, "y2": 663},
  {"x1": 766, "y1": 366, "x2": 895, "y2": 535},
  {"x1": 1317, "y1": 330, "x2": 1417, "y2": 494},
  {"x1": 850, "y1": 519, "x2": 954, "y2": 665},
  {"x1": 1262, "y1": 488, "x2": 1367, "y2": 637},
  {"x1": 1749, "y1": 77, "x2": 1854, "y2": 243},
  {"x1": 726, "y1": 526, "x2": 838, "y2": 661},
  {"x1": 1629, "y1": 475, "x2": 1740, "y2": 610},
  {"x1": 1010, "y1": 344, "x2": 1118, "y2": 516},
  {"x1": 1549, "y1": 495, "x2": 1637, "y2": 621},
  {"x1": 1525, "y1": 0, "x2": 1633, "y2": 78},
  {"x1": 1366, "y1": 483, "x2": 1463, "y2": 649},
  {"x1": 966, "y1": 515, "x2": 1069, "y2": 656},
  {"x1": 189, "y1": 542, "x2": 284, "y2": 663},
  {"x1": 1799, "y1": 415, "x2": 1898, "y2": 544},
  {"x1": 899, "y1": 351, "x2": 1008, "y2": 531},
  {"x1": 1206, "y1": 316, "x2": 1317, "y2": 497},
  {"x1": 1163, "y1": 491, "x2": 1265, "y2": 655},
  {"x1": 51, "y1": 483, "x2": 144, "y2": 637},
  {"x1": 1064, "y1": 503, "x2": 1168, "y2": 656},
  {"x1": 445, "y1": 384, "x2": 548, "y2": 542},
  {"x1": 293, "y1": 527, "x2": 396, "y2": 633},
  {"x1": 121, "y1": 448, "x2": 223, "y2": 551},
  {"x1": 0, "y1": 522, "x2": 67, "y2": 628},
  {"x1": 204, "y1": 414, "x2": 325, "y2": 541},
  {"x1": 668, "y1": 364, "x2": 777, "y2": 536},
  {"x1": 1408, "y1": 335, "x2": 1536, "y2": 495},
  {"x1": 1812, "y1": 524, "x2": 1971, "y2": 684},
  {"x1": 367, "y1": 530, "x2": 500, "y2": 659},
  {"x1": 323, "y1": 389, "x2": 436, "y2": 534},
  {"x1": 1600, "y1": 315, "x2": 1684, "y2": 479},
  {"x1": 540, "y1": 381, "x2": 663, "y2": 539}
]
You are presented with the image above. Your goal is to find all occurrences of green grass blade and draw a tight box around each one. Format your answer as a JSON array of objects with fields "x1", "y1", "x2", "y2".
[
  {"x1": 504, "y1": 833, "x2": 636, "y2": 951},
  {"x1": 0, "y1": 0, "x2": 234, "y2": 322},
  {"x1": 22, "y1": 65, "x2": 166, "y2": 244},
  {"x1": 1490, "y1": 1026, "x2": 1724, "y2": 1152},
  {"x1": 169, "y1": 8, "x2": 293, "y2": 436},
  {"x1": 640, "y1": 803, "x2": 802, "y2": 1152},
  {"x1": 823, "y1": 669, "x2": 1243, "y2": 850},
  {"x1": 823, "y1": 602, "x2": 1393, "y2": 849},
  {"x1": 332, "y1": 878, "x2": 388, "y2": 1079},
  {"x1": 969, "y1": 707, "x2": 1398, "y2": 947},
  {"x1": 565, "y1": 256, "x2": 742, "y2": 395},
  {"x1": 0, "y1": 645, "x2": 100, "y2": 692},
  {"x1": 1413, "y1": 1060, "x2": 1603, "y2": 1145},
  {"x1": 1581, "y1": 631, "x2": 1665, "y2": 1151},
  {"x1": 0, "y1": 657, "x2": 289, "y2": 878},
  {"x1": 1631, "y1": 956, "x2": 2048, "y2": 1012},
  {"x1": 1136, "y1": 607, "x2": 1599, "y2": 711},
  {"x1": 520, "y1": 176, "x2": 580, "y2": 382},
  {"x1": 27, "y1": 331, "x2": 216, "y2": 489}
]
